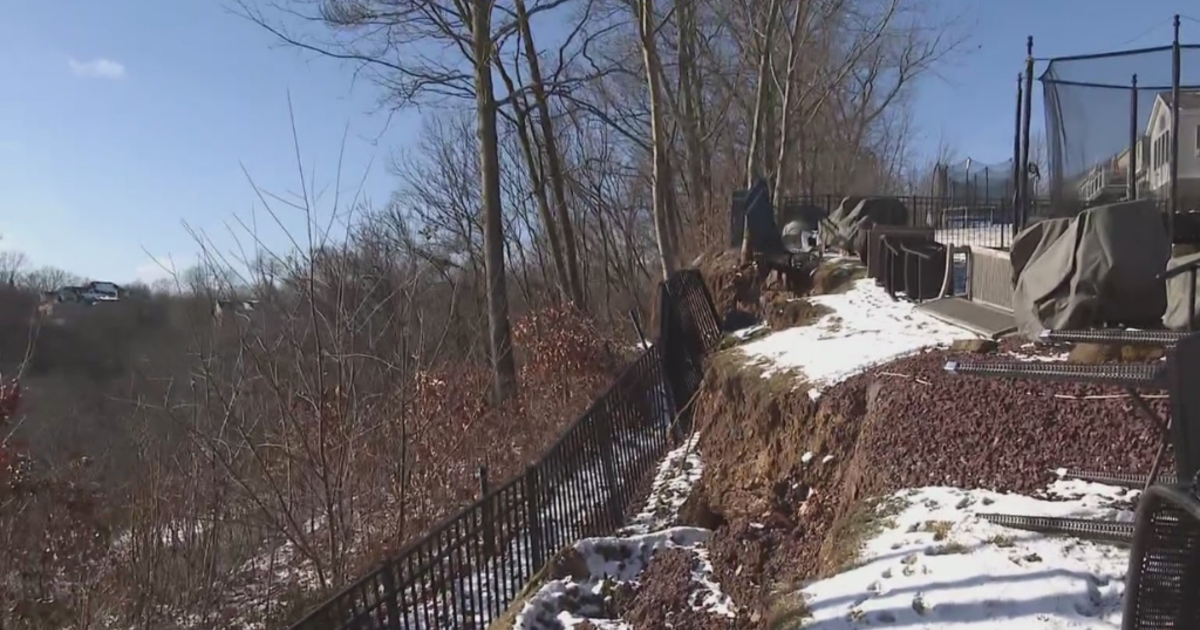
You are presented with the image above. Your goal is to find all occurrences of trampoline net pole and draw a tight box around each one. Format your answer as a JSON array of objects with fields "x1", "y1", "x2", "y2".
[{"x1": 1020, "y1": 37, "x2": 1035, "y2": 231}]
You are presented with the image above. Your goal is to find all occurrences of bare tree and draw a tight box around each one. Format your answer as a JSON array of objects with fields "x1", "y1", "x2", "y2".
[
  {"x1": 237, "y1": 0, "x2": 551, "y2": 401},
  {"x1": 495, "y1": 47, "x2": 573, "y2": 305},
  {"x1": 633, "y1": 0, "x2": 679, "y2": 279},
  {"x1": 0, "y1": 250, "x2": 29, "y2": 287},
  {"x1": 744, "y1": 0, "x2": 782, "y2": 188},
  {"x1": 512, "y1": 0, "x2": 587, "y2": 307},
  {"x1": 20, "y1": 266, "x2": 82, "y2": 293}
]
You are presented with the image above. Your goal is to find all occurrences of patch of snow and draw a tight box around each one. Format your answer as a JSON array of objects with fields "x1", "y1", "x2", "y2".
[
  {"x1": 514, "y1": 528, "x2": 734, "y2": 630},
  {"x1": 733, "y1": 323, "x2": 770, "y2": 340},
  {"x1": 1001, "y1": 350, "x2": 1071, "y2": 362},
  {"x1": 622, "y1": 433, "x2": 704, "y2": 535},
  {"x1": 790, "y1": 483, "x2": 1134, "y2": 629},
  {"x1": 738, "y1": 278, "x2": 979, "y2": 398},
  {"x1": 822, "y1": 454, "x2": 835, "y2": 464},
  {"x1": 802, "y1": 451, "x2": 815, "y2": 465}
]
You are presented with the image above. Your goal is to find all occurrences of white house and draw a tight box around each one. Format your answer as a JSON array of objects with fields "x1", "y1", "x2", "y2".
[
  {"x1": 1077, "y1": 90, "x2": 1200, "y2": 205},
  {"x1": 1144, "y1": 90, "x2": 1200, "y2": 199},
  {"x1": 1078, "y1": 143, "x2": 1141, "y2": 203}
]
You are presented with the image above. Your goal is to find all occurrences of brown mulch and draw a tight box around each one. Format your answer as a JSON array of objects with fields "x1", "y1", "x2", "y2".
[
  {"x1": 847, "y1": 348, "x2": 1168, "y2": 494},
  {"x1": 668, "y1": 341, "x2": 1171, "y2": 628}
]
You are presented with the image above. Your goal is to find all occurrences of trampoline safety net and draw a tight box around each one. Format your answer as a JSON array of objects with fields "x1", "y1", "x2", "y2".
[
  {"x1": 935, "y1": 157, "x2": 1017, "y2": 204},
  {"x1": 1040, "y1": 44, "x2": 1200, "y2": 218}
]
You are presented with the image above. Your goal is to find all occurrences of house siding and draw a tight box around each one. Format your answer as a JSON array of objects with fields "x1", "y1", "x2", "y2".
[{"x1": 1148, "y1": 96, "x2": 1200, "y2": 193}]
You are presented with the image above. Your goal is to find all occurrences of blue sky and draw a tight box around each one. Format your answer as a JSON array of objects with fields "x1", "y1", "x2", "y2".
[{"x1": 0, "y1": 0, "x2": 1197, "y2": 283}]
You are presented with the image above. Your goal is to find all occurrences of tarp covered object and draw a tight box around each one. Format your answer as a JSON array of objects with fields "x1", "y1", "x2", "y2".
[
  {"x1": 1011, "y1": 199, "x2": 1170, "y2": 339},
  {"x1": 1009, "y1": 217, "x2": 1073, "y2": 286},
  {"x1": 1163, "y1": 252, "x2": 1200, "y2": 330},
  {"x1": 822, "y1": 197, "x2": 909, "y2": 254},
  {"x1": 729, "y1": 179, "x2": 786, "y2": 254}
]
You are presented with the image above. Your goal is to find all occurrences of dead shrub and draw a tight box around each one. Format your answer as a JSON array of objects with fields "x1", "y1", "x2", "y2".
[{"x1": 0, "y1": 379, "x2": 115, "y2": 630}]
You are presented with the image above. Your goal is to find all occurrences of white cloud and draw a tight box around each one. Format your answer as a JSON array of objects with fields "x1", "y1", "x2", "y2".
[{"x1": 67, "y1": 57, "x2": 126, "y2": 80}]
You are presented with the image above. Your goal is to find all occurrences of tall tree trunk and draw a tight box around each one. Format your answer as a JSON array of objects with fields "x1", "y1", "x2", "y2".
[
  {"x1": 472, "y1": 0, "x2": 518, "y2": 402},
  {"x1": 516, "y1": 108, "x2": 571, "y2": 303},
  {"x1": 745, "y1": 0, "x2": 782, "y2": 188},
  {"x1": 773, "y1": 0, "x2": 810, "y2": 209},
  {"x1": 514, "y1": 0, "x2": 586, "y2": 308},
  {"x1": 742, "y1": 0, "x2": 782, "y2": 263},
  {"x1": 677, "y1": 0, "x2": 706, "y2": 216},
  {"x1": 495, "y1": 62, "x2": 571, "y2": 303},
  {"x1": 637, "y1": 0, "x2": 678, "y2": 280}
]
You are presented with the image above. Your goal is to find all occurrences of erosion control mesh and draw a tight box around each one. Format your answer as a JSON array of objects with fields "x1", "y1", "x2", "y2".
[{"x1": 1040, "y1": 44, "x2": 1200, "y2": 216}]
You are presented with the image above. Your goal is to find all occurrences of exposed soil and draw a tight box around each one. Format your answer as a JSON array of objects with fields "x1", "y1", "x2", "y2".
[
  {"x1": 698, "y1": 249, "x2": 855, "y2": 333},
  {"x1": 618, "y1": 549, "x2": 732, "y2": 630},
  {"x1": 698, "y1": 249, "x2": 764, "y2": 324},
  {"x1": 760, "y1": 295, "x2": 831, "y2": 330},
  {"x1": 673, "y1": 339, "x2": 1170, "y2": 628},
  {"x1": 809, "y1": 259, "x2": 866, "y2": 295}
]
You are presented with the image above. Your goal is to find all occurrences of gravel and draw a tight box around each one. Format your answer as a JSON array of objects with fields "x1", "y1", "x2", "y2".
[{"x1": 841, "y1": 347, "x2": 1169, "y2": 495}]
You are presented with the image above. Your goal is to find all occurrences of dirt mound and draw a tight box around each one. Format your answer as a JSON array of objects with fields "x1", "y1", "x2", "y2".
[
  {"x1": 1066, "y1": 342, "x2": 1166, "y2": 364},
  {"x1": 618, "y1": 549, "x2": 730, "y2": 629},
  {"x1": 698, "y1": 249, "x2": 861, "y2": 332},
  {"x1": 678, "y1": 342, "x2": 1170, "y2": 627},
  {"x1": 697, "y1": 249, "x2": 761, "y2": 320},
  {"x1": 810, "y1": 259, "x2": 866, "y2": 295},
  {"x1": 760, "y1": 294, "x2": 831, "y2": 329},
  {"x1": 679, "y1": 355, "x2": 877, "y2": 627}
]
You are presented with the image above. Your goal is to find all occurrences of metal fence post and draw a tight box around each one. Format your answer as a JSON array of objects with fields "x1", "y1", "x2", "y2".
[
  {"x1": 629, "y1": 309, "x2": 648, "y2": 349},
  {"x1": 693, "y1": 271, "x2": 721, "y2": 343},
  {"x1": 523, "y1": 466, "x2": 545, "y2": 572},
  {"x1": 479, "y1": 466, "x2": 495, "y2": 557},
  {"x1": 656, "y1": 279, "x2": 680, "y2": 413},
  {"x1": 597, "y1": 402, "x2": 625, "y2": 529},
  {"x1": 379, "y1": 567, "x2": 402, "y2": 630}
]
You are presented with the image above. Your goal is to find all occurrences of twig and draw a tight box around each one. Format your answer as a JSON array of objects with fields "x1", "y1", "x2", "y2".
[
  {"x1": 878, "y1": 371, "x2": 931, "y2": 386},
  {"x1": 1052, "y1": 393, "x2": 1169, "y2": 401}
]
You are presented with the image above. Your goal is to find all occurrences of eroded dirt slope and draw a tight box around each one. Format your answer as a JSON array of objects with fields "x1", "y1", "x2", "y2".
[{"x1": 664, "y1": 342, "x2": 1168, "y2": 629}]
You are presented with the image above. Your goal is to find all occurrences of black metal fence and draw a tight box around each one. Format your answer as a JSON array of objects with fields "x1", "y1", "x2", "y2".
[
  {"x1": 285, "y1": 269, "x2": 722, "y2": 630},
  {"x1": 759, "y1": 192, "x2": 1197, "y2": 253},
  {"x1": 783, "y1": 194, "x2": 1021, "y2": 250}
]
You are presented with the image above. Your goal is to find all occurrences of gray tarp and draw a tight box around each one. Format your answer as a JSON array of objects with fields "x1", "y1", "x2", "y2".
[
  {"x1": 1011, "y1": 199, "x2": 1170, "y2": 339},
  {"x1": 822, "y1": 197, "x2": 908, "y2": 254},
  {"x1": 1009, "y1": 217, "x2": 1073, "y2": 286},
  {"x1": 1164, "y1": 252, "x2": 1200, "y2": 330},
  {"x1": 730, "y1": 179, "x2": 784, "y2": 253}
]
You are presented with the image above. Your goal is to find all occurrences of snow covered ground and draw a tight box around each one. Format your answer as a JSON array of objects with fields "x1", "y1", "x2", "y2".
[
  {"x1": 512, "y1": 436, "x2": 1139, "y2": 630},
  {"x1": 620, "y1": 432, "x2": 704, "y2": 536},
  {"x1": 794, "y1": 479, "x2": 1135, "y2": 629},
  {"x1": 936, "y1": 224, "x2": 1012, "y2": 250},
  {"x1": 738, "y1": 277, "x2": 980, "y2": 398}
]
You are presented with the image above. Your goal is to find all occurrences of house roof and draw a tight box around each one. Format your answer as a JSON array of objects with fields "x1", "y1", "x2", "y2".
[{"x1": 1155, "y1": 90, "x2": 1200, "y2": 110}]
